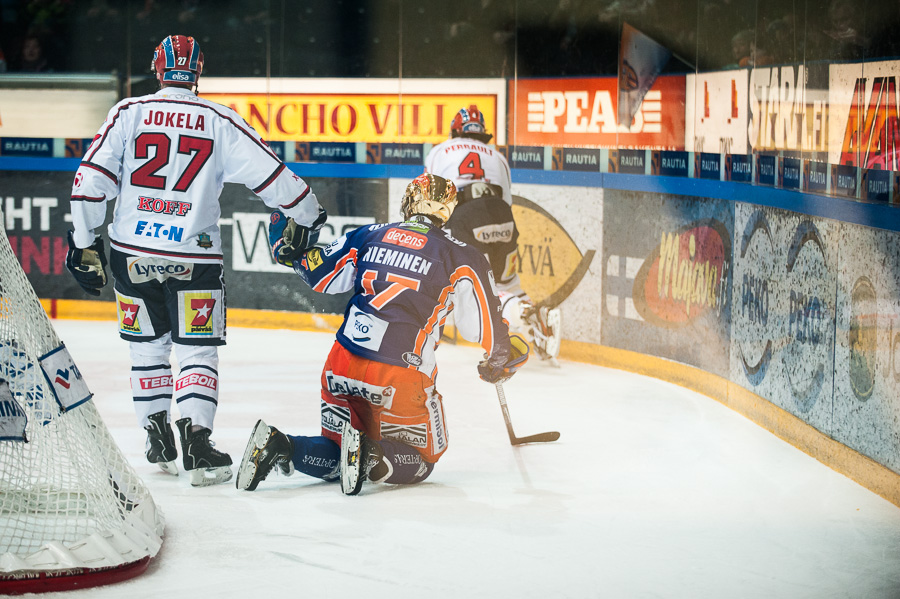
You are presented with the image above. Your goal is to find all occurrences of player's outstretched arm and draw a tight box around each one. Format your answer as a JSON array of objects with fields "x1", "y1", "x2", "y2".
[
  {"x1": 267, "y1": 207, "x2": 327, "y2": 268},
  {"x1": 477, "y1": 334, "x2": 530, "y2": 384}
]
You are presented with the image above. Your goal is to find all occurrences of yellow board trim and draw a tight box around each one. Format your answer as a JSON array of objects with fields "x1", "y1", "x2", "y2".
[
  {"x1": 562, "y1": 339, "x2": 900, "y2": 509},
  {"x1": 43, "y1": 301, "x2": 900, "y2": 508}
]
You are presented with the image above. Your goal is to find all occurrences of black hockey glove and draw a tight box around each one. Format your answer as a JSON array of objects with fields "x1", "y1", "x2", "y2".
[
  {"x1": 65, "y1": 231, "x2": 108, "y2": 296},
  {"x1": 268, "y1": 207, "x2": 327, "y2": 267},
  {"x1": 478, "y1": 334, "x2": 530, "y2": 384}
]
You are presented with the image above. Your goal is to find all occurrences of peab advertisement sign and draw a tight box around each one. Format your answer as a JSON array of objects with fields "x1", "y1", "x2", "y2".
[{"x1": 510, "y1": 76, "x2": 685, "y2": 149}]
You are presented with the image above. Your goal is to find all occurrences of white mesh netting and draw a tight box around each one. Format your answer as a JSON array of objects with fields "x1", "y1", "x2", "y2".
[{"x1": 0, "y1": 212, "x2": 163, "y2": 583}]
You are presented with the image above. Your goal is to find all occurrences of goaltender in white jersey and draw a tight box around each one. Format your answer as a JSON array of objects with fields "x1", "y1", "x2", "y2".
[
  {"x1": 67, "y1": 34, "x2": 325, "y2": 487},
  {"x1": 424, "y1": 116, "x2": 512, "y2": 205},
  {"x1": 424, "y1": 105, "x2": 561, "y2": 364}
]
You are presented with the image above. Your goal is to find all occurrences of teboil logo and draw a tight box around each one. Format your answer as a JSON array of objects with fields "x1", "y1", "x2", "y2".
[
  {"x1": 175, "y1": 373, "x2": 217, "y2": 392},
  {"x1": 140, "y1": 375, "x2": 173, "y2": 390},
  {"x1": 510, "y1": 196, "x2": 595, "y2": 308},
  {"x1": 383, "y1": 228, "x2": 427, "y2": 250}
]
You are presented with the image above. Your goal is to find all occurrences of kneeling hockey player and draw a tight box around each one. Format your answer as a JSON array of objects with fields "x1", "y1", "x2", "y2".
[{"x1": 237, "y1": 173, "x2": 528, "y2": 495}]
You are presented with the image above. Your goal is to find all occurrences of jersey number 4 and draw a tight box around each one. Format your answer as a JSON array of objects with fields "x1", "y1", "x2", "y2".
[
  {"x1": 131, "y1": 132, "x2": 213, "y2": 192},
  {"x1": 458, "y1": 151, "x2": 485, "y2": 179}
]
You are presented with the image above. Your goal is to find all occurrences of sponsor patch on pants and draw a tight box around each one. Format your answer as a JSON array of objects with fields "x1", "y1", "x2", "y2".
[
  {"x1": 177, "y1": 290, "x2": 224, "y2": 339},
  {"x1": 115, "y1": 291, "x2": 155, "y2": 337}
]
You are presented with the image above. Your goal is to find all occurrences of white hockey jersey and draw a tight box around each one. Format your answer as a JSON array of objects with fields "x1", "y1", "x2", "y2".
[
  {"x1": 70, "y1": 86, "x2": 321, "y2": 263},
  {"x1": 424, "y1": 137, "x2": 512, "y2": 205}
]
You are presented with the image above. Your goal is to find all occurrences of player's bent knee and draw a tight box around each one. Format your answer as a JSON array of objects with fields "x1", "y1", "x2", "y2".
[{"x1": 376, "y1": 437, "x2": 436, "y2": 485}]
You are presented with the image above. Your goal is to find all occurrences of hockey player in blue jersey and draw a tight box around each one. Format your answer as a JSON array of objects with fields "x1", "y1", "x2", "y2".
[{"x1": 236, "y1": 173, "x2": 529, "y2": 495}]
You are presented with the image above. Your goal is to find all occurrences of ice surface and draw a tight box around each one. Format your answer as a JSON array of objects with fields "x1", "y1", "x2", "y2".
[{"x1": 37, "y1": 320, "x2": 900, "y2": 598}]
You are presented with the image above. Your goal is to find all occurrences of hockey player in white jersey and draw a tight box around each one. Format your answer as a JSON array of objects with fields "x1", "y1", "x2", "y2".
[
  {"x1": 424, "y1": 105, "x2": 561, "y2": 363},
  {"x1": 65, "y1": 34, "x2": 325, "y2": 487}
]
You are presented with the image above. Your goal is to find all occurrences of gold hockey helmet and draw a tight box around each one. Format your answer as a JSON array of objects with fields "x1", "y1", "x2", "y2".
[{"x1": 401, "y1": 173, "x2": 458, "y2": 225}]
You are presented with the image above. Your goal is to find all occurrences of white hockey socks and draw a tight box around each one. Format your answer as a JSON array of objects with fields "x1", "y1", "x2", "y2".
[
  {"x1": 173, "y1": 344, "x2": 219, "y2": 431},
  {"x1": 130, "y1": 337, "x2": 174, "y2": 428}
]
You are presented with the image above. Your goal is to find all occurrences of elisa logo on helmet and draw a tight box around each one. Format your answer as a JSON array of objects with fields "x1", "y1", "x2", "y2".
[
  {"x1": 451, "y1": 105, "x2": 486, "y2": 135},
  {"x1": 152, "y1": 35, "x2": 204, "y2": 86}
]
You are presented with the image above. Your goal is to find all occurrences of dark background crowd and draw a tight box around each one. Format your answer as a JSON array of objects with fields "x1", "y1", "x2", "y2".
[{"x1": 1, "y1": 0, "x2": 899, "y2": 83}]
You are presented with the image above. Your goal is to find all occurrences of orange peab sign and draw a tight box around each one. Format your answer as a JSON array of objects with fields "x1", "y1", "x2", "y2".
[{"x1": 201, "y1": 93, "x2": 497, "y2": 143}]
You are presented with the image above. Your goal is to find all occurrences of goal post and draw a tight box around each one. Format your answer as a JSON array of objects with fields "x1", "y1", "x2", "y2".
[{"x1": 0, "y1": 210, "x2": 164, "y2": 594}]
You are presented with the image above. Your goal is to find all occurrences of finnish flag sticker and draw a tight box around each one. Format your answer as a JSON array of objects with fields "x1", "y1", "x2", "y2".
[{"x1": 39, "y1": 344, "x2": 92, "y2": 411}]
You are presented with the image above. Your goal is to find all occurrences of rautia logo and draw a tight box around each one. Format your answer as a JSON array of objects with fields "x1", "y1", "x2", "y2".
[{"x1": 384, "y1": 228, "x2": 427, "y2": 250}]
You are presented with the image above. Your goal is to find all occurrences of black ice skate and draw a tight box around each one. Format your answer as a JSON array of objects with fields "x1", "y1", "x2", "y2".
[
  {"x1": 175, "y1": 417, "x2": 233, "y2": 487},
  {"x1": 236, "y1": 419, "x2": 294, "y2": 491},
  {"x1": 144, "y1": 410, "x2": 178, "y2": 475},
  {"x1": 339, "y1": 421, "x2": 383, "y2": 495}
]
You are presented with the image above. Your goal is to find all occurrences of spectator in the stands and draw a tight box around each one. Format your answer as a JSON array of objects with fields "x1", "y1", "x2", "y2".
[{"x1": 15, "y1": 34, "x2": 51, "y2": 72}]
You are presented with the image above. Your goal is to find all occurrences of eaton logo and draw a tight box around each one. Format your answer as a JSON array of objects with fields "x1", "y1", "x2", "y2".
[{"x1": 134, "y1": 221, "x2": 184, "y2": 242}]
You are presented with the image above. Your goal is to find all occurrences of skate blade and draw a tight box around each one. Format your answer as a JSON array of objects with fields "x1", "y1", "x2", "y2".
[
  {"x1": 189, "y1": 465, "x2": 233, "y2": 487},
  {"x1": 236, "y1": 420, "x2": 270, "y2": 490},
  {"x1": 340, "y1": 423, "x2": 363, "y2": 496},
  {"x1": 157, "y1": 461, "x2": 178, "y2": 476}
]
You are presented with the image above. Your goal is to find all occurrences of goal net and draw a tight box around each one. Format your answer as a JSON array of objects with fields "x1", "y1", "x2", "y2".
[{"x1": 0, "y1": 212, "x2": 164, "y2": 594}]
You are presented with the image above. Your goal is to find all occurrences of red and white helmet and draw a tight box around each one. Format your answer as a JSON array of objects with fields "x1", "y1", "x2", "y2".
[
  {"x1": 450, "y1": 105, "x2": 487, "y2": 136},
  {"x1": 151, "y1": 35, "x2": 204, "y2": 87}
]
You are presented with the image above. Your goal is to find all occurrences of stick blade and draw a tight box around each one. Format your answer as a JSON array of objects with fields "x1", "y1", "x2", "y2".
[{"x1": 511, "y1": 431, "x2": 560, "y2": 445}]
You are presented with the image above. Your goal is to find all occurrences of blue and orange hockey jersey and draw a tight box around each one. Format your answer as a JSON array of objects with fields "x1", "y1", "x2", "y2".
[{"x1": 294, "y1": 216, "x2": 511, "y2": 381}]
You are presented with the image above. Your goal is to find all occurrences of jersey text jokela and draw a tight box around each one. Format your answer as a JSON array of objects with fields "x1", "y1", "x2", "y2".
[
  {"x1": 70, "y1": 87, "x2": 320, "y2": 263},
  {"x1": 295, "y1": 219, "x2": 510, "y2": 380}
]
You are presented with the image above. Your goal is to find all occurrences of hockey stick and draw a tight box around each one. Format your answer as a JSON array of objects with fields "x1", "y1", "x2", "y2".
[{"x1": 495, "y1": 382, "x2": 560, "y2": 445}]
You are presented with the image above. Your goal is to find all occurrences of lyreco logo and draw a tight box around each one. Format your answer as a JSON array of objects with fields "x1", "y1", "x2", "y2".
[
  {"x1": 473, "y1": 222, "x2": 515, "y2": 244},
  {"x1": 527, "y1": 90, "x2": 662, "y2": 134},
  {"x1": 383, "y1": 228, "x2": 427, "y2": 250},
  {"x1": 127, "y1": 257, "x2": 193, "y2": 283}
]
